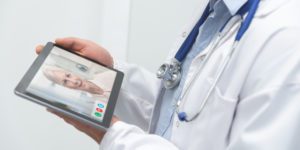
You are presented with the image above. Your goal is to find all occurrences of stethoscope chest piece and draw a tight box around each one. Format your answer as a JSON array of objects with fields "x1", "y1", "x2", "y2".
[{"x1": 157, "y1": 59, "x2": 182, "y2": 89}]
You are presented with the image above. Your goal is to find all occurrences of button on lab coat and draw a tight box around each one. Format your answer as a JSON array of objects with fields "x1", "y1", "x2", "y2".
[{"x1": 100, "y1": 0, "x2": 300, "y2": 149}]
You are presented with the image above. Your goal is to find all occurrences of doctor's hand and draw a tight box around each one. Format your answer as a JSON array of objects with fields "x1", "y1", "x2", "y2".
[
  {"x1": 47, "y1": 109, "x2": 120, "y2": 144},
  {"x1": 35, "y1": 37, "x2": 114, "y2": 68}
]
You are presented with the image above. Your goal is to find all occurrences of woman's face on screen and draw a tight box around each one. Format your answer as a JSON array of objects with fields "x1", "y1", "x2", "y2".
[
  {"x1": 50, "y1": 70, "x2": 83, "y2": 89},
  {"x1": 43, "y1": 68, "x2": 104, "y2": 95}
]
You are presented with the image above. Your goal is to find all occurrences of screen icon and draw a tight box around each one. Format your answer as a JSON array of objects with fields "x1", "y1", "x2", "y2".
[
  {"x1": 98, "y1": 104, "x2": 104, "y2": 108},
  {"x1": 92, "y1": 101, "x2": 107, "y2": 121}
]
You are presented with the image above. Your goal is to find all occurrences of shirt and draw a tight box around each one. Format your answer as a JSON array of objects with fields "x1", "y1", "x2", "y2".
[{"x1": 154, "y1": 0, "x2": 247, "y2": 139}]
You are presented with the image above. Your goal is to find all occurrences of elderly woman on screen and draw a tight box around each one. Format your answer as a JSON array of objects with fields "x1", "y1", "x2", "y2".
[{"x1": 43, "y1": 66, "x2": 108, "y2": 96}]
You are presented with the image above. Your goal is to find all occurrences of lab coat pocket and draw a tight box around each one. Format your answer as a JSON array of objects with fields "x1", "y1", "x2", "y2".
[
  {"x1": 180, "y1": 76, "x2": 238, "y2": 121},
  {"x1": 181, "y1": 77, "x2": 213, "y2": 116},
  {"x1": 174, "y1": 77, "x2": 238, "y2": 150},
  {"x1": 207, "y1": 77, "x2": 238, "y2": 112},
  {"x1": 212, "y1": 85, "x2": 238, "y2": 121},
  {"x1": 201, "y1": 78, "x2": 238, "y2": 147}
]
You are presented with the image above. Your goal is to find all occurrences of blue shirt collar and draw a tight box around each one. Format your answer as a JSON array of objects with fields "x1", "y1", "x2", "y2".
[{"x1": 210, "y1": 0, "x2": 248, "y2": 15}]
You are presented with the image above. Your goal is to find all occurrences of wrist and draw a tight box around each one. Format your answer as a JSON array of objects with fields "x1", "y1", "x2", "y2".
[{"x1": 110, "y1": 116, "x2": 120, "y2": 127}]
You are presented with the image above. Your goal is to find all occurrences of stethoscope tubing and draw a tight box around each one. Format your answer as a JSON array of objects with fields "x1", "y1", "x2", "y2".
[
  {"x1": 176, "y1": 30, "x2": 238, "y2": 122},
  {"x1": 178, "y1": 42, "x2": 239, "y2": 122},
  {"x1": 176, "y1": 0, "x2": 261, "y2": 122},
  {"x1": 175, "y1": 5, "x2": 211, "y2": 62}
]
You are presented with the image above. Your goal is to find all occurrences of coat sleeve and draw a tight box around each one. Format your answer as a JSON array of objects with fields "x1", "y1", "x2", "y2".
[
  {"x1": 99, "y1": 121, "x2": 179, "y2": 150},
  {"x1": 112, "y1": 61, "x2": 162, "y2": 131},
  {"x1": 227, "y1": 28, "x2": 300, "y2": 149}
]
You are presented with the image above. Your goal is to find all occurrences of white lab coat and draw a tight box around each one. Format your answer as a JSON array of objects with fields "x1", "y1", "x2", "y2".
[{"x1": 100, "y1": 0, "x2": 300, "y2": 149}]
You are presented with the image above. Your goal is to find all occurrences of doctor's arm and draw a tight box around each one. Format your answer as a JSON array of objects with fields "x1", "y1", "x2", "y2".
[
  {"x1": 36, "y1": 38, "x2": 180, "y2": 149},
  {"x1": 112, "y1": 61, "x2": 161, "y2": 130},
  {"x1": 227, "y1": 28, "x2": 300, "y2": 150},
  {"x1": 36, "y1": 37, "x2": 161, "y2": 130}
]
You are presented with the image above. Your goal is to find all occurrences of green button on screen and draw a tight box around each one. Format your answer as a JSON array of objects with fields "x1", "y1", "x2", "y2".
[{"x1": 95, "y1": 112, "x2": 102, "y2": 117}]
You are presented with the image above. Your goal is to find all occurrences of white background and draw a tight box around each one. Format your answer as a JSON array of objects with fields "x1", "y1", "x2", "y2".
[
  {"x1": 0, "y1": 0, "x2": 200, "y2": 149},
  {"x1": 128, "y1": 0, "x2": 202, "y2": 72}
]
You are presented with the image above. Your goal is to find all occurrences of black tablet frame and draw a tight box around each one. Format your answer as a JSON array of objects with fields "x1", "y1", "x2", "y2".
[{"x1": 14, "y1": 42, "x2": 124, "y2": 130}]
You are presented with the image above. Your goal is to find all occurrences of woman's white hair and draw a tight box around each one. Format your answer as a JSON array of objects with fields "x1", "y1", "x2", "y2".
[{"x1": 42, "y1": 65, "x2": 65, "y2": 85}]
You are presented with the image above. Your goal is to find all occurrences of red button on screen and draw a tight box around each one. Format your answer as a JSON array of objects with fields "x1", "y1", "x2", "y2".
[{"x1": 96, "y1": 108, "x2": 103, "y2": 112}]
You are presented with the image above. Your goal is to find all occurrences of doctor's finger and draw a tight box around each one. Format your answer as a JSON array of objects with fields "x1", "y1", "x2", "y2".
[
  {"x1": 55, "y1": 37, "x2": 88, "y2": 53},
  {"x1": 34, "y1": 37, "x2": 86, "y2": 55},
  {"x1": 35, "y1": 45, "x2": 44, "y2": 54}
]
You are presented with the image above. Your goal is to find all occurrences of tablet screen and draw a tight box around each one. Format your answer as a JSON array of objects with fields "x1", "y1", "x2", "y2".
[{"x1": 26, "y1": 46, "x2": 117, "y2": 122}]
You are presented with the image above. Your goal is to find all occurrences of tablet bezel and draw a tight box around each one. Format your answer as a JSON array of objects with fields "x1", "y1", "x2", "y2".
[{"x1": 14, "y1": 42, "x2": 124, "y2": 130}]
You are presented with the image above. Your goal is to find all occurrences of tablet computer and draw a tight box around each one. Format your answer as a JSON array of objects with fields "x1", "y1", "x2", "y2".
[{"x1": 14, "y1": 42, "x2": 124, "y2": 130}]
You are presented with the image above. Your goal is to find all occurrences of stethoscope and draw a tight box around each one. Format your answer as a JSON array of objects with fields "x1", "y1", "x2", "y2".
[{"x1": 156, "y1": 0, "x2": 261, "y2": 122}]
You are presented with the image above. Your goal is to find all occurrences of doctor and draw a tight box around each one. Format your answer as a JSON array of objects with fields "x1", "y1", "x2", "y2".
[{"x1": 36, "y1": 0, "x2": 300, "y2": 149}]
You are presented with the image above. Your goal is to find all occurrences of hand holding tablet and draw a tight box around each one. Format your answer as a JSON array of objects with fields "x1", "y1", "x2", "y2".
[
  {"x1": 36, "y1": 38, "x2": 114, "y2": 67},
  {"x1": 15, "y1": 38, "x2": 124, "y2": 143}
]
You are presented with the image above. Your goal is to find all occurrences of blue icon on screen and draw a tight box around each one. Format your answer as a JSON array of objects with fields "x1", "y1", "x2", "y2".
[{"x1": 98, "y1": 104, "x2": 104, "y2": 108}]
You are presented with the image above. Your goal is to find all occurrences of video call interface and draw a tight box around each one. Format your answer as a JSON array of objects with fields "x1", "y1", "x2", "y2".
[{"x1": 26, "y1": 46, "x2": 117, "y2": 122}]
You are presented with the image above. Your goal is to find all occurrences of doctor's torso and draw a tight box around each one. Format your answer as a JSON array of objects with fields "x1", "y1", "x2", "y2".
[{"x1": 150, "y1": 0, "x2": 300, "y2": 149}]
